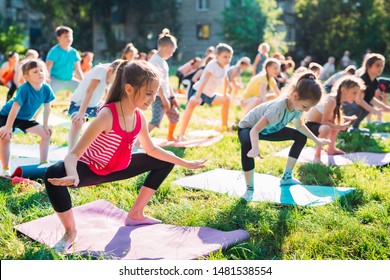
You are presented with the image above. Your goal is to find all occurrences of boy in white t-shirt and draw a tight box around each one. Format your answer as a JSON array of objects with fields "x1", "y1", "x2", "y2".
[
  {"x1": 178, "y1": 43, "x2": 233, "y2": 140},
  {"x1": 67, "y1": 59, "x2": 123, "y2": 150}
]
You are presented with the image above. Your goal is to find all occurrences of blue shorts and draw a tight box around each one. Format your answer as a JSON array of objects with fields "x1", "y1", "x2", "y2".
[
  {"x1": 68, "y1": 101, "x2": 99, "y2": 121},
  {"x1": 200, "y1": 93, "x2": 216, "y2": 106}
]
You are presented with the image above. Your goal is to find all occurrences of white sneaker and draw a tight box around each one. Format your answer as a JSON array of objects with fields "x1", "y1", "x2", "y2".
[
  {"x1": 242, "y1": 189, "x2": 254, "y2": 202},
  {"x1": 1, "y1": 169, "x2": 10, "y2": 176},
  {"x1": 280, "y1": 177, "x2": 302, "y2": 186}
]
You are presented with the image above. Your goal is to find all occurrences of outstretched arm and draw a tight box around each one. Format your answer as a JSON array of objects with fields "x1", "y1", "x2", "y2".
[{"x1": 137, "y1": 112, "x2": 206, "y2": 169}]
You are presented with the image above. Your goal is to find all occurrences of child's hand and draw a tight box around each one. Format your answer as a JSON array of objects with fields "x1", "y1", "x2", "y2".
[
  {"x1": 339, "y1": 121, "x2": 351, "y2": 131},
  {"x1": 374, "y1": 108, "x2": 383, "y2": 117},
  {"x1": 72, "y1": 112, "x2": 86, "y2": 125},
  {"x1": 48, "y1": 175, "x2": 80, "y2": 187},
  {"x1": 43, "y1": 125, "x2": 52, "y2": 136},
  {"x1": 171, "y1": 97, "x2": 179, "y2": 108},
  {"x1": 190, "y1": 96, "x2": 202, "y2": 105},
  {"x1": 0, "y1": 126, "x2": 12, "y2": 140},
  {"x1": 316, "y1": 138, "x2": 331, "y2": 146},
  {"x1": 343, "y1": 115, "x2": 357, "y2": 122},
  {"x1": 161, "y1": 96, "x2": 171, "y2": 110},
  {"x1": 247, "y1": 147, "x2": 263, "y2": 159},
  {"x1": 183, "y1": 158, "x2": 207, "y2": 169}
]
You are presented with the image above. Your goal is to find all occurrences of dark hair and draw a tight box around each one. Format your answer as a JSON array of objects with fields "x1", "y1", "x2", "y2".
[
  {"x1": 344, "y1": 65, "x2": 356, "y2": 75},
  {"x1": 289, "y1": 71, "x2": 323, "y2": 102},
  {"x1": 215, "y1": 43, "x2": 233, "y2": 55},
  {"x1": 55, "y1": 26, "x2": 73, "y2": 37},
  {"x1": 365, "y1": 53, "x2": 385, "y2": 70},
  {"x1": 21, "y1": 59, "x2": 44, "y2": 75},
  {"x1": 332, "y1": 76, "x2": 365, "y2": 124},
  {"x1": 105, "y1": 60, "x2": 160, "y2": 104},
  {"x1": 158, "y1": 28, "x2": 177, "y2": 48}
]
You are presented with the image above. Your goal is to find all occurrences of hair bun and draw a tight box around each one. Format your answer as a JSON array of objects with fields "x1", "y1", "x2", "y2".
[{"x1": 162, "y1": 28, "x2": 170, "y2": 35}]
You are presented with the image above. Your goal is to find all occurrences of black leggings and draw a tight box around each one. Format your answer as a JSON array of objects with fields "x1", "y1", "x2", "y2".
[
  {"x1": 44, "y1": 153, "x2": 175, "y2": 213},
  {"x1": 238, "y1": 127, "x2": 307, "y2": 171}
]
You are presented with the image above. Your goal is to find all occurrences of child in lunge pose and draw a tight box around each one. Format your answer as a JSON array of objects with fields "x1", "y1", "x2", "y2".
[
  {"x1": 0, "y1": 59, "x2": 55, "y2": 175},
  {"x1": 44, "y1": 60, "x2": 206, "y2": 252},
  {"x1": 148, "y1": 28, "x2": 180, "y2": 141},
  {"x1": 179, "y1": 43, "x2": 233, "y2": 139},
  {"x1": 237, "y1": 71, "x2": 330, "y2": 201},
  {"x1": 306, "y1": 76, "x2": 365, "y2": 162}
]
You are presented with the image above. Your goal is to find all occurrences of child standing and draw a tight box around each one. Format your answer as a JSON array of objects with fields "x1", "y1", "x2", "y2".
[
  {"x1": 178, "y1": 43, "x2": 233, "y2": 139},
  {"x1": 148, "y1": 28, "x2": 180, "y2": 141},
  {"x1": 67, "y1": 59, "x2": 123, "y2": 150},
  {"x1": 0, "y1": 51, "x2": 19, "y2": 101},
  {"x1": 0, "y1": 60, "x2": 55, "y2": 175},
  {"x1": 252, "y1": 42, "x2": 270, "y2": 76},
  {"x1": 238, "y1": 71, "x2": 330, "y2": 201},
  {"x1": 241, "y1": 58, "x2": 281, "y2": 114},
  {"x1": 46, "y1": 26, "x2": 84, "y2": 94},
  {"x1": 44, "y1": 60, "x2": 206, "y2": 252},
  {"x1": 226, "y1": 56, "x2": 251, "y2": 100},
  {"x1": 306, "y1": 76, "x2": 365, "y2": 162}
]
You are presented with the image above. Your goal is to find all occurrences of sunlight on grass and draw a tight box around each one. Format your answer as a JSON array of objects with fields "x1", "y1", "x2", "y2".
[{"x1": 1, "y1": 76, "x2": 390, "y2": 260}]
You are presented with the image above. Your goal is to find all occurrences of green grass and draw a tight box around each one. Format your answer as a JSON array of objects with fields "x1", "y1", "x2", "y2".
[{"x1": 1, "y1": 82, "x2": 390, "y2": 260}]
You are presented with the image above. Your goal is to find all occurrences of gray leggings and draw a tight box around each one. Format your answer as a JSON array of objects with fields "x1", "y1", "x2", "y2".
[{"x1": 342, "y1": 101, "x2": 370, "y2": 129}]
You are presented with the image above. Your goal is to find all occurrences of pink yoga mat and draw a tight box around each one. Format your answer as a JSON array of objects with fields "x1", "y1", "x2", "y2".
[
  {"x1": 275, "y1": 147, "x2": 390, "y2": 166},
  {"x1": 15, "y1": 200, "x2": 249, "y2": 260},
  {"x1": 152, "y1": 133, "x2": 224, "y2": 148}
]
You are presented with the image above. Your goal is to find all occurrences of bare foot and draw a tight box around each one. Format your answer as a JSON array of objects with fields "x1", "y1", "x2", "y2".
[
  {"x1": 124, "y1": 216, "x2": 162, "y2": 226},
  {"x1": 313, "y1": 156, "x2": 322, "y2": 164},
  {"x1": 167, "y1": 135, "x2": 179, "y2": 142},
  {"x1": 178, "y1": 135, "x2": 188, "y2": 141},
  {"x1": 52, "y1": 230, "x2": 78, "y2": 253},
  {"x1": 328, "y1": 148, "x2": 345, "y2": 155}
]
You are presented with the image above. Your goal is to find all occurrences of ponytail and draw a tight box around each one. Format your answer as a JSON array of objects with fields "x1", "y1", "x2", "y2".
[
  {"x1": 289, "y1": 71, "x2": 323, "y2": 103},
  {"x1": 332, "y1": 75, "x2": 366, "y2": 124}
]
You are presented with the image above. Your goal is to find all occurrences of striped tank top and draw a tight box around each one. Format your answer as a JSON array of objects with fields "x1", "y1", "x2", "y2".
[{"x1": 79, "y1": 102, "x2": 142, "y2": 175}]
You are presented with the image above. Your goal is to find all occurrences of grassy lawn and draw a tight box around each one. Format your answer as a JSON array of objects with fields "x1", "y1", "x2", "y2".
[{"x1": 0, "y1": 78, "x2": 389, "y2": 260}]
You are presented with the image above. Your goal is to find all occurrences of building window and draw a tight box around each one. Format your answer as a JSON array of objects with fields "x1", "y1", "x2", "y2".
[
  {"x1": 197, "y1": 24, "x2": 210, "y2": 40},
  {"x1": 197, "y1": 0, "x2": 209, "y2": 11}
]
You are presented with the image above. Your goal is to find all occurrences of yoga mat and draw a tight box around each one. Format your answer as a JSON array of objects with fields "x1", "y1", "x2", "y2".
[
  {"x1": 173, "y1": 169, "x2": 354, "y2": 206},
  {"x1": 37, "y1": 113, "x2": 72, "y2": 128},
  {"x1": 152, "y1": 130, "x2": 224, "y2": 148},
  {"x1": 15, "y1": 200, "x2": 249, "y2": 260},
  {"x1": 10, "y1": 144, "x2": 68, "y2": 161},
  {"x1": 275, "y1": 146, "x2": 390, "y2": 166},
  {"x1": 373, "y1": 132, "x2": 390, "y2": 140}
]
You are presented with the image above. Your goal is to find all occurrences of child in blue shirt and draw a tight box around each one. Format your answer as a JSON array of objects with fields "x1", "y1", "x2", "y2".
[
  {"x1": 46, "y1": 26, "x2": 83, "y2": 94},
  {"x1": 238, "y1": 71, "x2": 330, "y2": 201},
  {"x1": 0, "y1": 59, "x2": 55, "y2": 175}
]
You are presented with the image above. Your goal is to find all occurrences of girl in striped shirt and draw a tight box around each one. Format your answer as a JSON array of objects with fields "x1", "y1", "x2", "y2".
[{"x1": 44, "y1": 60, "x2": 206, "y2": 252}]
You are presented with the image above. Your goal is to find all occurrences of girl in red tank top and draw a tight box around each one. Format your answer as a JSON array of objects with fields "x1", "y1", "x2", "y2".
[{"x1": 45, "y1": 60, "x2": 207, "y2": 252}]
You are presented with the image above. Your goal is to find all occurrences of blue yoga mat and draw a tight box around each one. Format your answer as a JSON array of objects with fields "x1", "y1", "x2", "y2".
[{"x1": 173, "y1": 169, "x2": 355, "y2": 206}]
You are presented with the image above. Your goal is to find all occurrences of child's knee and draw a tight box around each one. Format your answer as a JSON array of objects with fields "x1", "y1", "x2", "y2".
[
  {"x1": 319, "y1": 125, "x2": 331, "y2": 136},
  {"x1": 0, "y1": 134, "x2": 11, "y2": 143}
]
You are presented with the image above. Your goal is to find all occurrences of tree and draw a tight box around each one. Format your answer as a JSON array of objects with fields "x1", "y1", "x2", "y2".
[
  {"x1": 295, "y1": 0, "x2": 390, "y2": 68},
  {"x1": 26, "y1": 0, "x2": 93, "y2": 51},
  {"x1": 0, "y1": 15, "x2": 27, "y2": 55},
  {"x1": 223, "y1": 0, "x2": 287, "y2": 58}
]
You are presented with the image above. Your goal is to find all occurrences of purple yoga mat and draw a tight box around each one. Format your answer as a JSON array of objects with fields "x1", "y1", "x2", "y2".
[
  {"x1": 275, "y1": 147, "x2": 390, "y2": 166},
  {"x1": 15, "y1": 200, "x2": 249, "y2": 260}
]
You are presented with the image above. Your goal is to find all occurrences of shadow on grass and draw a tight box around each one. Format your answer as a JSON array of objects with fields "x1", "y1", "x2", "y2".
[
  {"x1": 202, "y1": 198, "x2": 292, "y2": 260},
  {"x1": 298, "y1": 163, "x2": 365, "y2": 211}
]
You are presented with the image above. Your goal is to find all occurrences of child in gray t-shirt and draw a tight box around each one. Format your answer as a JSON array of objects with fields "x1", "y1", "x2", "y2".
[{"x1": 237, "y1": 71, "x2": 330, "y2": 202}]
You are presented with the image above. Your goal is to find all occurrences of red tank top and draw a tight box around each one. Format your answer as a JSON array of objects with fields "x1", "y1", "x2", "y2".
[{"x1": 79, "y1": 102, "x2": 142, "y2": 175}]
